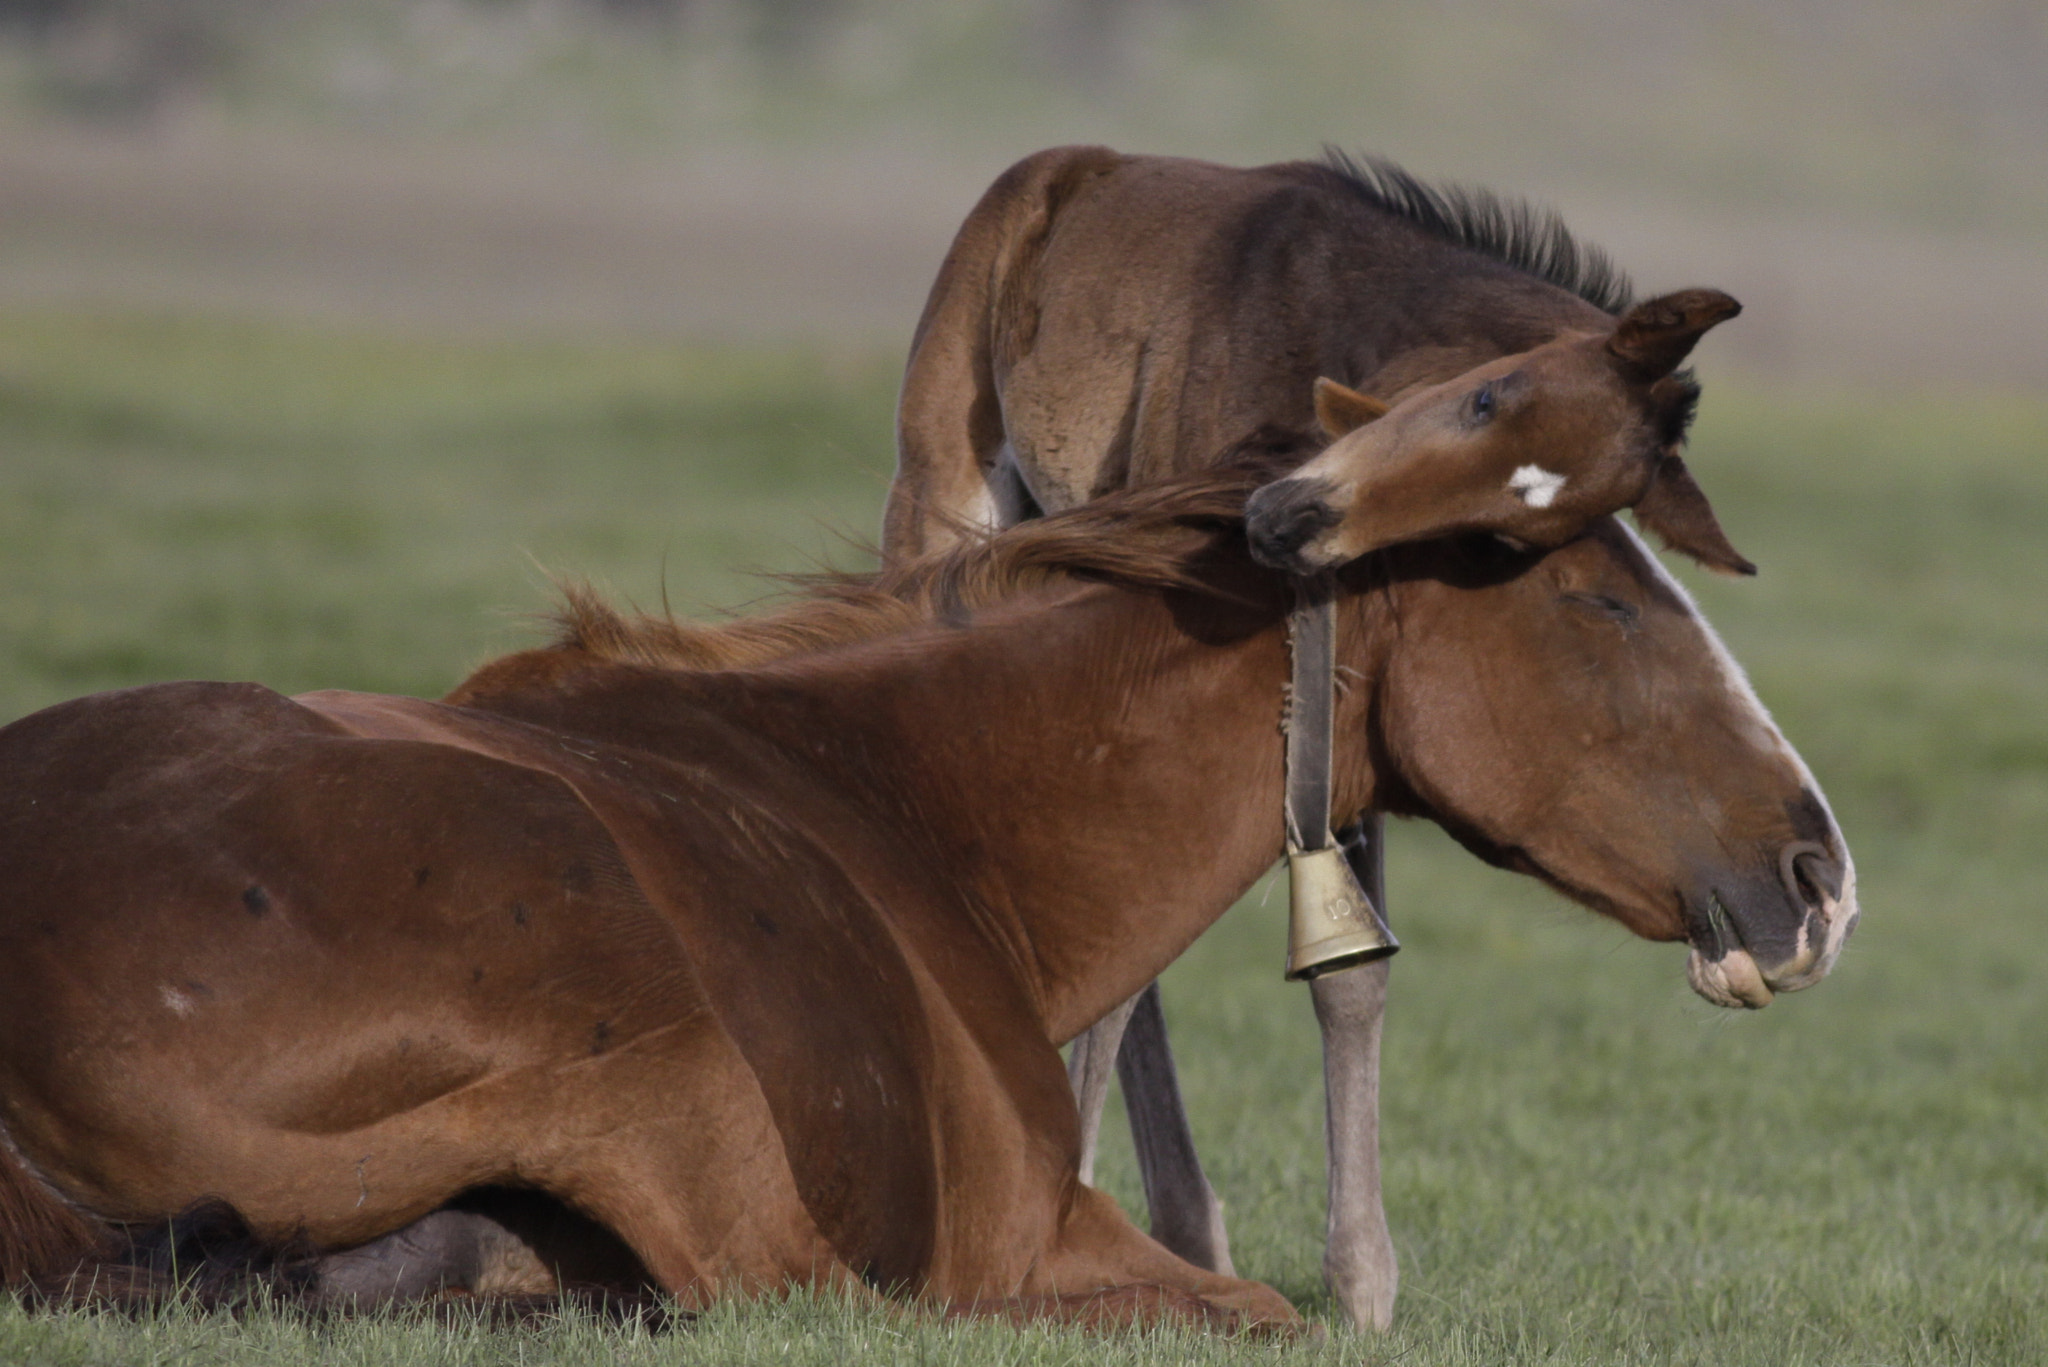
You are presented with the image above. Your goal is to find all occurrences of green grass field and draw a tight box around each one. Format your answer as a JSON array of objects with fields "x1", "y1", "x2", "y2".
[{"x1": 0, "y1": 309, "x2": 2043, "y2": 1365}]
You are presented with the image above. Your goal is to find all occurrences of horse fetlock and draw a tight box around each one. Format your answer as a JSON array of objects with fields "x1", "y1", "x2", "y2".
[{"x1": 1150, "y1": 1181, "x2": 1234, "y2": 1278}]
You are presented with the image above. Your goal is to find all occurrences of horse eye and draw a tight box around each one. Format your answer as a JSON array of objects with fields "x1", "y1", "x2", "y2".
[
  {"x1": 1561, "y1": 591, "x2": 1639, "y2": 627},
  {"x1": 1470, "y1": 383, "x2": 1496, "y2": 422}
]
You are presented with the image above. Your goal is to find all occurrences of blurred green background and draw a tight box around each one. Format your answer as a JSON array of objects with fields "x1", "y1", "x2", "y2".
[{"x1": 0, "y1": 4, "x2": 2043, "y2": 1364}]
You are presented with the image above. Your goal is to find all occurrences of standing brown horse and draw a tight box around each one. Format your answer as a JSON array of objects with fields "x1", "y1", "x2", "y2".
[
  {"x1": 0, "y1": 459, "x2": 1853, "y2": 1329},
  {"x1": 885, "y1": 145, "x2": 1757, "y2": 1328}
]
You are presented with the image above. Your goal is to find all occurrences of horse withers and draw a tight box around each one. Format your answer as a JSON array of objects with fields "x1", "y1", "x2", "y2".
[
  {"x1": 0, "y1": 460, "x2": 1854, "y2": 1329},
  {"x1": 887, "y1": 143, "x2": 1764, "y2": 1329}
]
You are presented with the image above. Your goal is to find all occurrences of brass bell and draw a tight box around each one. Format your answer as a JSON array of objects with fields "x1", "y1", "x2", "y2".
[{"x1": 1284, "y1": 845, "x2": 1400, "y2": 980}]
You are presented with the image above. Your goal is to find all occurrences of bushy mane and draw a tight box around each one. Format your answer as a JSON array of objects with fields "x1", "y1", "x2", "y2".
[
  {"x1": 542, "y1": 454, "x2": 1292, "y2": 676},
  {"x1": 1319, "y1": 149, "x2": 1635, "y2": 316}
]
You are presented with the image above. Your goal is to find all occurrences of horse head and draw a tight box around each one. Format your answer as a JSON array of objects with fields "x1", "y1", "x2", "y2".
[
  {"x1": 1246, "y1": 289, "x2": 1753, "y2": 578},
  {"x1": 1345, "y1": 516, "x2": 1856, "y2": 1010}
]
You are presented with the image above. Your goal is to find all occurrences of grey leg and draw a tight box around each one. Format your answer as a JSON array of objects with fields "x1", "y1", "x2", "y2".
[
  {"x1": 310, "y1": 1190, "x2": 653, "y2": 1306},
  {"x1": 1067, "y1": 989, "x2": 1143, "y2": 1186},
  {"x1": 1115, "y1": 980, "x2": 1236, "y2": 1275},
  {"x1": 1069, "y1": 983, "x2": 1234, "y2": 1273},
  {"x1": 1314, "y1": 814, "x2": 1398, "y2": 1331},
  {"x1": 311, "y1": 1208, "x2": 550, "y2": 1303}
]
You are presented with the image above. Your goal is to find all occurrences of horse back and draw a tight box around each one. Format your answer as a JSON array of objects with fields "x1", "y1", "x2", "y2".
[
  {"x1": 892, "y1": 147, "x2": 1616, "y2": 552},
  {"x1": 892, "y1": 150, "x2": 1381, "y2": 550}
]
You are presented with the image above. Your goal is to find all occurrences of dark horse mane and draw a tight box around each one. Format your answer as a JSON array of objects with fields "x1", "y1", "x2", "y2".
[
  {"x1": 542, "y1": 452, "x2": 1294, "y2": 677},
  {"x1": 1318, "y1": 148, "x2": 1636, "y2": 316}
]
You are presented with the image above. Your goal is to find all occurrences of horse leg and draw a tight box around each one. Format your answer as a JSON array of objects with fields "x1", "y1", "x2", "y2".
[
  {"x1": 1065, "y1": 989, "x2": 1141, "y2": 1185},
  {"x1": 1114, "y1": 981, "x2": 1235, "y2": 1275},
  {"x1": 1005, "y1": 1183, "x2": 1297, "y2": 1333},
  {"x1": 309, "y1": 1185, "x2": 658, "y2": 1302},
  {"x1": 1312, "y1": 813, "x2": 1398, "y2": 1331},
  {"x1": 309, "y1": 1208, "x2": 551, "y2": 1304},
  {"x1": 1069, "y1": 984, "x2": 1235, "y2": 1275}
]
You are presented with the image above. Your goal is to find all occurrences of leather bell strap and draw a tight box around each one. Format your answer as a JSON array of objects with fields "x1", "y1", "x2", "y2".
[{"x1": 1284, "y1": 576, "x2": 1339, "y2": 854}]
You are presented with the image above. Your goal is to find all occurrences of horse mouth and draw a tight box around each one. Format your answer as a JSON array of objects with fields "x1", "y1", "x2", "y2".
[
  {"x1": 1686, "y1": 945, "x2": 1776, "y2": 1009},
  {"x1": 1683, "y1": 852, "x2": 1860, "y2": 1010}
]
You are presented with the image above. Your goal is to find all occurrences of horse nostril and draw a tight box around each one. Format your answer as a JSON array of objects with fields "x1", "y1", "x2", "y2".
[
  {"x1": 1780, "y1": 842, "x2": 1841, "y2": 910},
  {"x1": 1246, "y1": 479, "x2": 1342, "y2": 571}
]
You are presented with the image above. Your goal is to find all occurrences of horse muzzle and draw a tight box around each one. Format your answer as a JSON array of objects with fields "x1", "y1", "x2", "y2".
[
  {"x1": 1245, "y1": 477, "x2": 1346, "y2": 573},
  {"x1": 1684, "y1": 844, "x2": 1859, "y2": 1010}
]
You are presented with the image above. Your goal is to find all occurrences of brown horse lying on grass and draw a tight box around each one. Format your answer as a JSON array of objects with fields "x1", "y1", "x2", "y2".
[{"x1": 0, "y1": 458, "x2": 1855, "y2": 1330}]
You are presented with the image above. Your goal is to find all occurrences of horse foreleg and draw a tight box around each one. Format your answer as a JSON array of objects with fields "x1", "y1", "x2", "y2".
[
  {"x1": 1114, "y1": 981, "x2": 1235, "y2": 1275},
  {"x1": 1065, "y1": 989, "x2": 1141, "y2": 1185},
  {"x1": 1312, "y1": 814, "x2": 1398, "y2": 1332},
  {"x1": 1311, "y1": 960, "x2": 1395, "y2": 1331},
  {"x1": 1004, "y1": 1183, "x2": 1297, "y2": 1333}
]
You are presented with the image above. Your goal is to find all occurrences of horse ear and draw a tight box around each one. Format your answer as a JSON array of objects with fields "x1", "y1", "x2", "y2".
[
  {"x1": 1608, "y1": 289, "x2": 1742, "y2": 383},
  {"x1": 1631, "y1": 453, "x2": 1757, "y2": 576},
  {"x1": 1313, "y1": 377, "x2": 1391, "y2": 438}
]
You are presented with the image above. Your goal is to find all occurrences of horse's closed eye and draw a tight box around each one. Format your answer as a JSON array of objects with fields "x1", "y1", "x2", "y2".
[{"x1": 1560, "y1": 591, "x2": 1639, "y2": 627}]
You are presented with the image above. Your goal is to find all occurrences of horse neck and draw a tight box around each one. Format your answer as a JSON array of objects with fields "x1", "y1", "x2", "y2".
[
  {"x1": 766, "y1": 578, "x2": 1379, "y2": 1043},
  {"x1": 1323, "y1": 214, "x2": 1617, "y2": 396}
]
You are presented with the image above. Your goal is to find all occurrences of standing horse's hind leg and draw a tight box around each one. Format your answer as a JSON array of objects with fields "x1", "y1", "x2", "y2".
[
  {"x1": 1066, "y1": 989, "x2": 1142, "y2": 1186},
  {"x1": 1314, "y1": 814, "x2": 1398, "y2": 1331},
  {"x1": 1068, "y1": 981, "x2": 1236, "y2": 1276},
  {"x1": 1115, "y1": 983, "x2": 1235, "y2": 1275}
]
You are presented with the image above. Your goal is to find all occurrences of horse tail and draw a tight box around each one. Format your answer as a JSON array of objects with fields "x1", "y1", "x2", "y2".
[
  {"x1": 0, "y1": 1133, "x2": 109, "y2": 1289},
  {"x1": 885, "y1": 144, "x2": 1124, "y2": 560}
]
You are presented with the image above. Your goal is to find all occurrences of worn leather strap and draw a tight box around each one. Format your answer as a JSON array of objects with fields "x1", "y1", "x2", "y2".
[{"x1": 1284, "y1": 575, "x2": 1338, "y2": 853}]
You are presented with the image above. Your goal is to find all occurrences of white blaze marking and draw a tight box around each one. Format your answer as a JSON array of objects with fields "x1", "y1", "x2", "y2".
[
  {"x1": 1508, "y1": 465, "x2": 1567, "y2": 508},
  {"x1": 160, "y1": 985, "x2": 195, "y2": 1018},
  {"x1": 1615, "y1": 521, "x2": 1860, "y2": 987}
]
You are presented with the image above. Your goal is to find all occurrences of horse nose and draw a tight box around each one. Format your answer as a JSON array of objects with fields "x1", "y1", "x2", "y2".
[
  {"x1": 1780, "y1": 841, "x2": 1842, "y2": 912},
  {"x1": 1759, "y1": 839, "x2": 1852, "y2": 991},
  {"x1": 1245, "y1": 478, "x2": 1343, "y2": 571}
]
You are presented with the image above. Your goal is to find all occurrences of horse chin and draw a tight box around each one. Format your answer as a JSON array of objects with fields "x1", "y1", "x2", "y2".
[{"x1": 1686, "y1": 946, "x2": 1775, "y2": 1010}]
